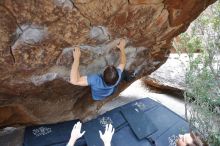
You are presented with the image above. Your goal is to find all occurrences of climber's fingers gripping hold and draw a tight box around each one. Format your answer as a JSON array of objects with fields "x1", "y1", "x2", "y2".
[
  {"x1": 73, "y1": 46, "x2": 81, "y2": 59},
  {"x1": 117, "y1": 38, "x2": 126, "y2": 51}
]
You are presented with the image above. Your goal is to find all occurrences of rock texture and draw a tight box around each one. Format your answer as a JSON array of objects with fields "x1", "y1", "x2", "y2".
[
  {"x1": 0, "y1": 0, "x2": 216, "y2": 127},
  {"x1": 144, "y1": 53, "x2": 188, "y2": 96}
]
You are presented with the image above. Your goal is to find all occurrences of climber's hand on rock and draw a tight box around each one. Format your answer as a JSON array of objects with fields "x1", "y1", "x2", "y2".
[
  {"x1": 73, "y1": 47, "x2": 81, "y2": 59},
  {"x1": 117, "y1": 38, "x2": 126, "y2": 51}
]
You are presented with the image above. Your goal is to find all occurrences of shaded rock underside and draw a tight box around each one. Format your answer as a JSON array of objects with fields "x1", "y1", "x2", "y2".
[{"x1": 0, "y1": 0, "x2": 216, "y2": 127}]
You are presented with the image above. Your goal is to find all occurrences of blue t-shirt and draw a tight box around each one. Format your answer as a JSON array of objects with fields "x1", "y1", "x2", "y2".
[{"x1": 87, "y1": 68, "x2": 122, "y2": 100}]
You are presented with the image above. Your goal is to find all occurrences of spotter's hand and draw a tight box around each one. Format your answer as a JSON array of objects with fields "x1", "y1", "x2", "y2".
[
  {"x1": 70, "y1": 121, "x2": 85, "y2": 141},
  {"x1": 99, "y1": 124, "x2": 115, "y2": 145}
]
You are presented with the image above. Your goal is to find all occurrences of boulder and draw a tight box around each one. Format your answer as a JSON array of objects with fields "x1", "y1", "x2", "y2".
[
  {"x1": 0, "y1": 0, "x2": 216, "y2": 127},
  {"x1": 144, "y1": 53, "x2": 188, "y2": 96}
]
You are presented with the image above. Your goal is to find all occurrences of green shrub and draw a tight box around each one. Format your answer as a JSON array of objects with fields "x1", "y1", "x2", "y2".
[{"x1": 175, "y1": 1, "x2": 220, "y2": 145}]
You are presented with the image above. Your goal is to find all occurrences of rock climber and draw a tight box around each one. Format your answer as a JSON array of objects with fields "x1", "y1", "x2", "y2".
[{"x1": 70, "y1": 38, "x2": 126, "y2": 100}]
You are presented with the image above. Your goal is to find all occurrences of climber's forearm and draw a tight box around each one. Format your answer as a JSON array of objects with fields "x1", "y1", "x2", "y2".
[
  {"x1": 70, "y1": 58, "x2": 80, "y2": 84},
  {"x1": 70, "y1": 48, "x2": 88, "y2": 86},
  {"x1": 119, "y1": 48, "x2": 126, "y2": 66},
  {"x1": 70, "y1": 58, "x2": 88, "y2": 86},
  {"x1": 116, "y1": 39, "x2": 126, "y2": 71},
  {"x1": 117, "y1": 47, "x2": 126, "y2": 71}
]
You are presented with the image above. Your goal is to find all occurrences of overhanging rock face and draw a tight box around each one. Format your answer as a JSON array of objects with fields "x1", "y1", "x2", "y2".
[{"x1": 0, "y1": 0, "x2": 216, "y2": 127}]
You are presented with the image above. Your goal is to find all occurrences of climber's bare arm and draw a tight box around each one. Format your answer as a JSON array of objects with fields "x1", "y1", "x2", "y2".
[
  {"x1": 117, "y1": 39, "x2": 126, "y2": 71},
  {"x1": 70, "y1": 47, "x2": 88, "y2": 86}
]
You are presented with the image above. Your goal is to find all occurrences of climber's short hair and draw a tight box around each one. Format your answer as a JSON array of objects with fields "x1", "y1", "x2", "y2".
[{"x1": 103, "y1": 65, "x2": 119, "y2": 86}]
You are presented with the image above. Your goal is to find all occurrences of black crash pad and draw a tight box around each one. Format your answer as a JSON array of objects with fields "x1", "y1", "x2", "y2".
[
  {"x1": 154, "y1": 119, "x2": 189, "y2": 146},
  {"x1": 120, "y1": 98, "x2": 190, "y2": 144},
  {"x1": 82, "y1": 108, "x2": 127, "y2": 146},
  {"x1": 146, "y1": 105, "x2": 186, "y2": 141},
  {"x1": 120, "y1": 98, "x2": 159, "y2": 112},
  {"x1": 120, "y1": 104, "x2": 158, "y2": 139},
  {"x1": 23, "y1": 120, "x2": 86, "y2": 146},
  {"x1": 111, "y1": 125, "x2": 152, "y2": 146},
  {"x1": 24, "y1": 98, "x2": 190, "y2": 146}
]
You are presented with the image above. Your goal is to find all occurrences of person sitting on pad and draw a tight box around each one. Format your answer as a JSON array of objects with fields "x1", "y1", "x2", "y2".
[{"x1": 70, "y1": 39, "x2": 126, "y2": 100}]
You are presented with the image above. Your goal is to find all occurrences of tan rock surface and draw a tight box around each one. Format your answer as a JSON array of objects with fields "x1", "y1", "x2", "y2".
[
  {"x1": 0, "y1": 0, "x2": 216, "y2": 127},
  {"x1": 144, "y1": 53, "x2": 188, "y2": 96}
]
